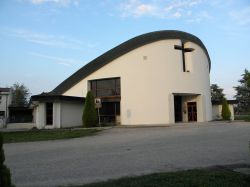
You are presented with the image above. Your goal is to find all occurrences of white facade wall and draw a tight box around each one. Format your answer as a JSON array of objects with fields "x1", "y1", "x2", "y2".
[
  {"x1": 229, "y1": 105, "x2": 235, "y2": 120},
  {"x1": 181, "y1": 95, "x2": 206, "y2": 122},
  {"x1": 0, "y1": 94, "x2": 11, "y2": 111},
  {"x1": 53, "y1": 102, "x2": 61, "y2": 129},
  {"x1": 35, "y1": 102, "x2": 60, "y2": 129},
  {"x1": 35, "y1": 102, "x2": 45, "y2": 129},
  {"x1": 212, "y1": 105, "x2": 220, "y2": 120},
  {"x1": 34, "y1": 101, "x2": 84, "y2": 129},
  {"x1": 62, "y1": 39, "x2": 212, "y2": 125},
  {"x1": 61, "y1": 102, "x2": 83, "y2": 128},
  {"x1": 0, "y1": 92, "x2": 12, "y2": 126}
]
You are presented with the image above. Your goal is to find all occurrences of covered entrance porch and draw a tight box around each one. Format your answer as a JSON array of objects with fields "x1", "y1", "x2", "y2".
[{"x1": 173, "y1": 93, "x2": 204, "y2": 123}]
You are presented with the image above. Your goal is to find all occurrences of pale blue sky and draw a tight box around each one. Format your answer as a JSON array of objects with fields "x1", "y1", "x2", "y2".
[{"x1": 0, "y1": 0, "x2": 250, "y2": 99}]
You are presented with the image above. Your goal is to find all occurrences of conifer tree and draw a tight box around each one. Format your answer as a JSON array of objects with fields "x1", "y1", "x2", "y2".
[
  {"x1": 234, "y1": 69, "x2": 250, "y2": 113},
  {"x1": 0, "y1": 133, "x2": 14, "y2": 187},
  {"x1": 221, "y1": 98, "x2": 231, "y2": 120},
  {"x1": 82, "y1": 91, "x2": 97, "y2": 127},
  {"x1": 211, "y1": 84, "x2": 225, "y2": 102}
]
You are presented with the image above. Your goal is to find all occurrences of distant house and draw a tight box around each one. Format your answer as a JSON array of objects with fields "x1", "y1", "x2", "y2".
[
  {"x1": 212, "y1": 100, "x2": 237, "y2": 120},
  {"x1": 8, "y1": 106, "x2": 33, "y2": 123},
  {"x1": 0, "y1": 88, "x2": 12, "y2": 127}
]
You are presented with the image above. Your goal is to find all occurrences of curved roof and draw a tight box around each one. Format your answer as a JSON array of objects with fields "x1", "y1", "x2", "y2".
[{"x1": 52, "y1": 30, "x2": 211, "y2": 95}]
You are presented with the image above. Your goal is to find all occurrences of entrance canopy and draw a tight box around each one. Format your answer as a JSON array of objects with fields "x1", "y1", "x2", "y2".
[
  {"x1": 173, "y1": 93, "x2": 201, "y2": 123},
  {"x1": 173, "y1": 93, "x2": 200, "y2": 96}
]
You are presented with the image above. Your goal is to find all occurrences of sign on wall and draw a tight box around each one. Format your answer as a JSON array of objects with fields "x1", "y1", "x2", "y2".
[{"x1": 95, "y1": 98, "x2": 102, "y2": 108}]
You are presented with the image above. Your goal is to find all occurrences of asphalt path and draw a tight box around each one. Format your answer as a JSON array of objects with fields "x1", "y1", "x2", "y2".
[{"x1": 4, "y1": 122, "x2": 250, "y2": 187}]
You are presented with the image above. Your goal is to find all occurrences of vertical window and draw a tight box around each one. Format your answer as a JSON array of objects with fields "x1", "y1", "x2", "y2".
[
  {"x1": 0, "y1": 111, "x2": 5, "y2": 117},
  {"x1": 46, "y1": 103, "x2": 53, "y2": 125}
]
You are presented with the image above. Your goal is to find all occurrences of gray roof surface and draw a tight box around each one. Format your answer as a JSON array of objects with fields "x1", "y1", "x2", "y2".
[{"x1": 31, "y1": 94, "x2": 85, "y2": 102}]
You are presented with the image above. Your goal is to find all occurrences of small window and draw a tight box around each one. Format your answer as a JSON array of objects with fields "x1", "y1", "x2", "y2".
[
  {"x1": 46, "y1": 103, "x2": 53, "y2": 125},
  {"x1": 0, "y1": 96, "x2": 2, "y2": 103},
  {"x1": 0, "y1": 111, "x2": 5, "y2": 117}
]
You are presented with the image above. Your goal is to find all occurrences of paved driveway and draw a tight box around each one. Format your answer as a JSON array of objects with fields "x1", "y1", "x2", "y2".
[
  {"x1": 4, "y1": 122, "x2": 250, "y2": 187},
  {"x1": 3, "y1": 123, "x2": 35, "y2": 131}
]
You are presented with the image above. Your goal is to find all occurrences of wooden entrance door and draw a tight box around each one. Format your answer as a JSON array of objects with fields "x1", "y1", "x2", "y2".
[{"x1": 187, "y1": 102, "x2": 197, "y2": 122}]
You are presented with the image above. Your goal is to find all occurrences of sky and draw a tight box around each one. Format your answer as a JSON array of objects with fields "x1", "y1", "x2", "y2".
[{"x1": 0, "y1": 0, "x2": 250, "y2": 99}]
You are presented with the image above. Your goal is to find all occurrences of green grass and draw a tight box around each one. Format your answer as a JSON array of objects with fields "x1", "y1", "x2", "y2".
[
  {"x1": 235, "y1": 115, "x2": 250, "y2": 122},
  {"x1": 2, "y1": 128, "x2": 99, "y2": 143},
  {"x1": 75, "y1": 169, "x2": 250, "y2": 187}
]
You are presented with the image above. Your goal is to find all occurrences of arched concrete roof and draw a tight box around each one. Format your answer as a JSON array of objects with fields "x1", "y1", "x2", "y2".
[{"x1": 52, "y1": 30, "x2": 211, "y2": 95}]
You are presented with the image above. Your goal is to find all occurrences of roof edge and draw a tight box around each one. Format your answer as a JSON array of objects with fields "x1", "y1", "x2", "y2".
[
  {"x1": 212, "y1": 100, "x2": 238, "y2": 105},
  {"x1": 52, "y1": 30, "x2": 211, "y2": 95},
  {"x1": 31, "y1": 94, "x2": 85, "y2": 103}
]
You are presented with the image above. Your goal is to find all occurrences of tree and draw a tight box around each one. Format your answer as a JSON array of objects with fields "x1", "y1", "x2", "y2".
[
  {"x1": 211, "y1": 84, "x2": 225, "y2": 102},
  {"x1": 0, "y1": 133, "x2": 14, "y2": 187},
  {"x1": 11, "y1": 83, "x2": 30, "y2": 107},
  {"x1": 234, "y1": 69, "x2": 250, "y2": 113},
  {"x1": 82, "y1": 91, "x2": 97, "y2": 127},
  {"x1": 221, "y1": 98, "x2": 231, "y2": 120}
]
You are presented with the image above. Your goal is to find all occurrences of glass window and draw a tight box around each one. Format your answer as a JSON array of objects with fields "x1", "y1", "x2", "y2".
[
  {"x1": 46, "y1": 103, "x2": 53, "y2": 125},
  {"x1": 0, "y1": 111, "x2": 5, "y2": 117},
  {"x1": 90, "y1": 78, "x2": 120, "y2": 97}
]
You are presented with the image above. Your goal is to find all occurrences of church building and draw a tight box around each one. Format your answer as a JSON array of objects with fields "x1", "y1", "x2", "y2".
[{"x1": 31, "y1": 30, "x2": 212, "y2": 129}]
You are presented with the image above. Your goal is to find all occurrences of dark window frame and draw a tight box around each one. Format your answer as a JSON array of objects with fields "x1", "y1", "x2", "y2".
[
  {"x1": 0, "y1": 111, "x2": 5, "y2": 117},
  {"x1": 89, "y1": 77, "x2": 121, "y2": 97},
  {"x1": 46, "y1": 102, "x2": 53, "y2": 125}
]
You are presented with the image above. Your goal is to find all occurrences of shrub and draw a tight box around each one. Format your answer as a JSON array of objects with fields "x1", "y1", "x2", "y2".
[
  {"x1": 221, "y1": 98, "x2": 231, "y2": 120},
  {"x1": 82, "y1": 91, "x2": 98, "y2": 127},
  {"x1": 0, "y1": 133, "x2": 14, "y2": 187}
]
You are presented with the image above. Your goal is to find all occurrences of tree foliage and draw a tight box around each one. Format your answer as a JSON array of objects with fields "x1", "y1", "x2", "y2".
[
  {"x1": 11, "y1": 83, "x2": 30, "y2": 107},
  {"x1": 211, "y1": 84, "x2": 225, "y2": 102},
  {"x1": 221, "y1": 98, "x2": 231, "y2": 120},
  {"x1": 82, "y1": 91, "x2": 97, "y2": 127},
  {"x1": 234, "y1": 69, "x2": 250, "y2": 113},
  {"x1": 0, "y1": 133, "x2": 14, "y2": 187}
]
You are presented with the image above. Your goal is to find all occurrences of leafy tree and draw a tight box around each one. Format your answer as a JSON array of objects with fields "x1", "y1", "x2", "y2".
[
  {"x1": 234, "y1": 69, "x2": 250, "y2": 113},
  {"x1": 0, "y1": 133, "x2": 14, "y2": 187},
  {"x1": 211, "y1": 84, "x2": 225, "y2": 102},
  {"x1": 82, "y1": 91, "x2": 97, "y2": 127},
  {"x1": 221, "y1": 98, "x2": 231, "y2": 120},
  {"x1": 11, "y1": 83, "x2": 30, "y2": 107}
]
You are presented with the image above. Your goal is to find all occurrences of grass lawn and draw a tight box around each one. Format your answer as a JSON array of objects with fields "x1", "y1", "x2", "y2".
[
  {"x1": 76, "y1": 169, "x2": 250, "y2": 187},
  {"x1": 235, "y1": 115, "x2": 250, "y2": 122},
  {"x1": 2, "y1": 128, "x2": 99, "y2": 143}
]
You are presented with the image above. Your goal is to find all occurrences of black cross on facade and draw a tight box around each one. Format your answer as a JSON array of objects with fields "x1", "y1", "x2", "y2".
[{"x1": 174, "y1": 41, "x2": 195, "y2": 72}]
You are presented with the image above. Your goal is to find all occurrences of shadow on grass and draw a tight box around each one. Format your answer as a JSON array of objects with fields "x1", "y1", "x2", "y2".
[
  {"x1": 2, "y1": 128, "x2": 100, "y2": 143},
  {"x1": 71, "y1": 169, "x2": 250, "y2": 187}
]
